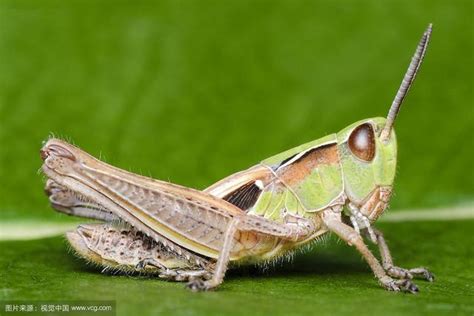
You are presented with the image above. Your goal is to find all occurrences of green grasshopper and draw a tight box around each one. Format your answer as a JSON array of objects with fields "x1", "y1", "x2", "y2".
[{"x1": 40, "y1": 25, "x2": 434, "y2": 293}]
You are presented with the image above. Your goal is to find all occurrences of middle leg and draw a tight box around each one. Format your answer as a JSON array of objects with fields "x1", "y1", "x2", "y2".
[
  {"x1": 186, "y1": 218, "x2": 241, "y2": 291},
  {"x1": 370, "y1": 228, "x2": 434, "y2": 282},
  {"x1": 185, "y1": 213, "x2": 316, "y2": 291}
]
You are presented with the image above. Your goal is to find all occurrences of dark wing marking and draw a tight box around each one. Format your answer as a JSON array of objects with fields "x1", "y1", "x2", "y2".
[
  {"x1": 275, "y1": 153, "x2": 298, "y2": 170},
  {"x1": 222, "y1": 181, "x2": 262, "y2": 211}
]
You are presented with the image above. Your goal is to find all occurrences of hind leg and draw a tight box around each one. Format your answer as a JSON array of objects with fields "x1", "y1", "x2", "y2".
[
  {"x1": 67, "y1": 223, "x2": 214, "y2": 281},
  {"x1": 45, "y1": 179, "x2": 119, "y2": 221},
  {"x1": 48, "y1": 181, "x2": 215, "y2": 282}
]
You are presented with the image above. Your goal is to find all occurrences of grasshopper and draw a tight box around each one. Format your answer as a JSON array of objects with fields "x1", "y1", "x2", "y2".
[{"x1": 40, "y1": 25, "x2": 434, "y2": 293}]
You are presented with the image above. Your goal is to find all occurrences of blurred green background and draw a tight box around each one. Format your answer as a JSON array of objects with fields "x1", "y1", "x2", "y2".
[
  {"x1": 0, "y1": 0, "x2": 472, "y2": 315},
  {"x1": 1, "y1": 0, "x2": 472, "y2": 221}
]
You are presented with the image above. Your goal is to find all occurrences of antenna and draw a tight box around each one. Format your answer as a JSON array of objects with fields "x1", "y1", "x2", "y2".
[{"x1": 380, "y1": 24, "x2": 433, "y2": 141}]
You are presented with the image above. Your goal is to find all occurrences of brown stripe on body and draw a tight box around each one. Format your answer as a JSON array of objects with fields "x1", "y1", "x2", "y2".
[{"x1": 277, "y1": 144, "x2": 340, "y2": 186}]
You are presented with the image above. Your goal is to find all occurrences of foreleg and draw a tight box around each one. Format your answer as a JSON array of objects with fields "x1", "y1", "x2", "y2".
[
  {"x1": 371, "y1": 228, "x2": 434, "y2": 282},
  {"x1": 322, "y1": 208, "x2": 419, "y2": 293}
]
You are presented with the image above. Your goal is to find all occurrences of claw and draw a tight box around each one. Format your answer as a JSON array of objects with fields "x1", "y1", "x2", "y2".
[
  {"x1": 407, "y1": 267, "x2": 435, "y2": 282},
  {"x1": 398, "y1": 279, "x2": 419, "y2": 294},
  {"x1": 384, "y1": 280, "x2": 401, "y2": 292},
  {"x1": 426, "y1": 272, "x2": 435, "y2": 282},
  {"x1": 383, "y1": 278, "x2": 419, "y2": 294},
  {"x1": 417, "y1": 269, "x2": 435, "y2": 282},
  {"x1": 186, "y1": 279, "x2": 210, "y2": 292}
]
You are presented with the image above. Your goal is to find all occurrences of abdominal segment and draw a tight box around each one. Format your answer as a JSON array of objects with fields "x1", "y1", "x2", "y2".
[{"x1": 66, "y1": 223, "x2": 212, "y2": 280}]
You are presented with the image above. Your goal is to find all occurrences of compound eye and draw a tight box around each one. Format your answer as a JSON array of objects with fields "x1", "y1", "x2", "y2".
[{"x1": 348, "y1": 123, "x2": 375, "y2": 162}]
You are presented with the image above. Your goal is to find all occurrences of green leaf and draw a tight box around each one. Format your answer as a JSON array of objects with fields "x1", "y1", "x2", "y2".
[{"x1": 1, "y1": 220, "x2": 473, "y2": 315}]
